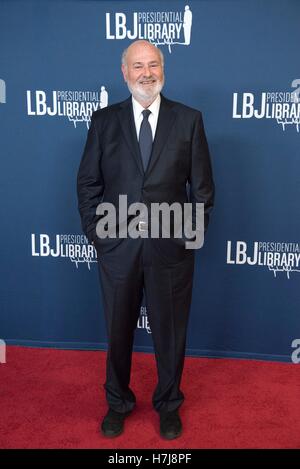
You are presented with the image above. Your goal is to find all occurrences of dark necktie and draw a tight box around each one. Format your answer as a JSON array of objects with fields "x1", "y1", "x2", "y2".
[{"x1": 139, "y1": 109, "x2": 152, "y2": 171}]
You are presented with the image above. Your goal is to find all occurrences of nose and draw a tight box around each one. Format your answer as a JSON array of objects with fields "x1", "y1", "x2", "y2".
[{"x1": 142, "y1": 65, "x2": 151, "y2": 77}]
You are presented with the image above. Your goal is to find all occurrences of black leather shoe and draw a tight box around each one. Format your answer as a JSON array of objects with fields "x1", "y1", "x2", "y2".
[
  {"x1": 159, "y1": 409, "x2": 182, "y2": 440},
  {"x1": 101, "y1": 409, "x2": 130, "y2": 438}
]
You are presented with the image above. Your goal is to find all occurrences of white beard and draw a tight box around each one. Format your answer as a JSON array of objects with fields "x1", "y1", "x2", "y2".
[{"x1": 127, "y1": 77, "x2": 164, "y2": 105}]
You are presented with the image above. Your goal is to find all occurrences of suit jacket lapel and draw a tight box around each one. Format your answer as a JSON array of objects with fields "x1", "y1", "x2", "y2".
[
  {"x1": 145, "y1": 95, "x2": 176, "y2": 178},
  {"x1": 117, "y1": 97, "x2": 144, "y2": 176}
]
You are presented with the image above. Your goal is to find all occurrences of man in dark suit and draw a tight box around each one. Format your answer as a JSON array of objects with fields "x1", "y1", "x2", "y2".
[{"x1": 77, "y1": 40, "x2": 214, "y2": 439}]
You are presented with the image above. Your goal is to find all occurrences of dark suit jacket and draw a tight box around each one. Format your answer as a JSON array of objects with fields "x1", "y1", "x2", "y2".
[{"x1": 77, "y1": 94, "x2": 215, "y2": 257}]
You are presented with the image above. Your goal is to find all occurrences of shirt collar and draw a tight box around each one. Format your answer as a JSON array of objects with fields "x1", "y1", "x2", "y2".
[{"x1": 132, "y1": 94, "x2": 161, "y2": 118}]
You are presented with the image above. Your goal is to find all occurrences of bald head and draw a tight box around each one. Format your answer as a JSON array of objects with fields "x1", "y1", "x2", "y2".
[{"x1": 121, "y1": 40, "x2": 164, "y2": 68}]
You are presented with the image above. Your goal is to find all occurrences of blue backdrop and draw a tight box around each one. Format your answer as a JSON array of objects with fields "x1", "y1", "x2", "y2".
[{"x1": 1, "y1": 0, "x2": 299, "y2": 362}]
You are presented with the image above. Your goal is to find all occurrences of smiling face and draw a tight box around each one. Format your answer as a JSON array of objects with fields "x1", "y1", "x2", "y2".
[{"x1": 121, "y1": 40, "x2": 164, "y2": 107}]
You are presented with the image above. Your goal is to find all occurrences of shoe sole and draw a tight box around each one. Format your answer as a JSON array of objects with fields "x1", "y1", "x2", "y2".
[
  {"x1": 101, "y1": 427, "x2": 124, "y2": 438},
  {"x1": 160, "y1": 429, "x2": 182, "y2": 440}
]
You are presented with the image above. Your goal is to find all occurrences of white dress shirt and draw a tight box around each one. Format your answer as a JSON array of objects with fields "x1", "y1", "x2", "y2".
[{"x1": 132, "y1": 94, "x2": 161, "y2": 141}]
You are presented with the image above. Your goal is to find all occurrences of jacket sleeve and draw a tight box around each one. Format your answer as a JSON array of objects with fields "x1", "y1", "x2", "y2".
[
  {"x1": 188, "y1": 112, "x2": 215, "y2": 234},
  {"x1": 77, "y1": 113, "x2": 104, "y2": 244}
]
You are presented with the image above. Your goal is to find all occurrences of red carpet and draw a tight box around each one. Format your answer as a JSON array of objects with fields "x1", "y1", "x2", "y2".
[{"x1": 0, "y1": 346, "x2": 299, "y2": 449}]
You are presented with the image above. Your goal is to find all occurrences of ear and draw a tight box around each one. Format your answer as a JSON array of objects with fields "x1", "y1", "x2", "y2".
[{"x1": 121, "y1": 64, "x2": 127, "y2": 83}]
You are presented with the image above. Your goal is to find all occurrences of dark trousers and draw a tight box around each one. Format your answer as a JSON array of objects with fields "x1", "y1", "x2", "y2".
[{"x1": 96, "y1": 236, "x2": 195, "y2": 414}]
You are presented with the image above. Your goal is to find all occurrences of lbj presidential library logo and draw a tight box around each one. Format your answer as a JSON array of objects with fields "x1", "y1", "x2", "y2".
[
  {"x1": 232, "y1": 79, "x2": 300, "y2": 132},
  {"x1": 31, "y1": 234, "x2": 97, "y2": 270},
  {"x1": 26, "y1": 86, "x2": 108, "y2": 128},
  {"x1": 137, "y1": 306, "x2": 151, "y2": 334},
  {"x1": 105, "y1": 5, "x2": 193, "y2": 53},
  {"x1": 227, "y1": 241, "x2": 300, "y2": 279}
]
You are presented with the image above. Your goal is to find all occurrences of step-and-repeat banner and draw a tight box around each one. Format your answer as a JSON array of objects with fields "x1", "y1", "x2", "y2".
[{"x1": 1, "y1": 0, "x2": 299, "y2": 362}]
